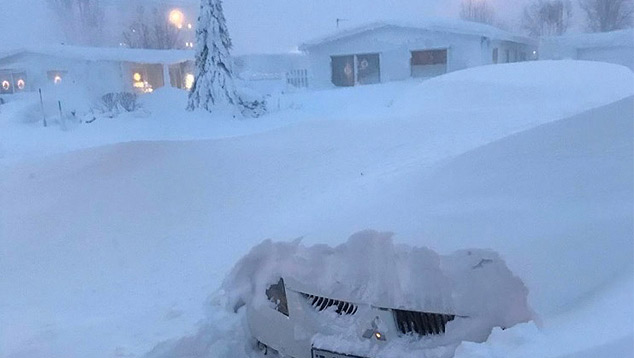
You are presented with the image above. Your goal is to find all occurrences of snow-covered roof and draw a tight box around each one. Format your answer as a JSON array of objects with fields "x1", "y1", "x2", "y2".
[
  {"x1": 541, "y1": 29, "x2": 634, "y2": 49},
  {"x1": 300, "y1": 19, "x2": 533, "y2": 51},
  {"x1": 0, "y1": 45, "x2": 195, "y2": 64}
]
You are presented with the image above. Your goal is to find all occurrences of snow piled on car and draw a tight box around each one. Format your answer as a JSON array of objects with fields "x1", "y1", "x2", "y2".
[
  {"x1": 224, "y1": 230, "x2": 532, "y2": 330},
  {"x1": 146, "y1": 230, "x2": 532, "y2": 358}
]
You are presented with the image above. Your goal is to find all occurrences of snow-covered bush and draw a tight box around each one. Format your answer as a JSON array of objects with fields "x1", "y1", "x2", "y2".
[
  {"x1": 96, "y1": 92, "x2": 139, "y2": 116},
  {"x1": 238, "y1": 89, "x2": 267, "y2": 118}
]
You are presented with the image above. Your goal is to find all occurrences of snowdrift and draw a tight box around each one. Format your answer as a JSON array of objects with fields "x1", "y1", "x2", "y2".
[
  {"x1": 2, "y1": 60, "x2": 633, "y2": 165},
  {"x1": 145, "y1": 96, "x2": 633, "y2": 358},
  {"x1": 2, "y1": 61, "x2": 633, "y2": 358}
]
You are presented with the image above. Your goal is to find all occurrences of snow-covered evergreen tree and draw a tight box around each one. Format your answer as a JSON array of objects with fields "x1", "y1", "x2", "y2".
[{"x1": 187, "y1": 0, "x2": 265, "y2": 116}]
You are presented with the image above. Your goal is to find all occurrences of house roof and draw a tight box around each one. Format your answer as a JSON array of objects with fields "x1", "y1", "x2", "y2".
[
  {"x1": 299, "y1": 19, "x2": 534, "y2": 51},
  {"x1": 541, "y1": 29, "x2": 634, "y2": 49},
  {"x1": 0, "y1": 45, "x2": 195, "y2": 64}
]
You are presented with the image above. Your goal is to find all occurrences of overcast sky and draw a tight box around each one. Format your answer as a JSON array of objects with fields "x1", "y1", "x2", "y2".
[
  {"x1": 2, "y1": 0, "x2": 583, "y2": 54},
  {"x1": 223, "y1": 0, "x2": 534, "y2": 54}
]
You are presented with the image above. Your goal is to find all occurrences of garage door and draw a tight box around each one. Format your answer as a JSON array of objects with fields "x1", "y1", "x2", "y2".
[{"x1": 411, "y1": 49, "x2": 448, "y2": 78}]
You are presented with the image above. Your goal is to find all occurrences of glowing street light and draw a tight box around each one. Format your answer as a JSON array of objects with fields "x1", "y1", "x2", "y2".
[
  {"x1": 1, "y1": 80, "x2": 10, "y2": 91},
  {"x1": 54, "y1": 75, "x2": 62, "y2": 84},
  {"x1": 169, "y1": 9, "x2": 184, "y2": 28}
]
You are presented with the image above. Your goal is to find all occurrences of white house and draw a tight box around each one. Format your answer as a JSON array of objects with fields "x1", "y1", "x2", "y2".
[
  {"x1": 539, "y1": 29, "x2": 634, "y2": 71},
  {"x1": 299, "y1": 20, "x2": 537, "y2": 88},
  {"x1": 0, "y1": 45, "x2": 195, "y2": 98}
]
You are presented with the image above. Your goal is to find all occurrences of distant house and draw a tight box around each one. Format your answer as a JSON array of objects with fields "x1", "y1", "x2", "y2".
[
  {"x1": 299, "y1": 20, "x2": 537, "y2": 88},
  {"x1": 539, "y1": 29, "x2": 634, "y2": 71},
  {"x1": 0, "y1": 45, "x2": 195, "y2": 97}
]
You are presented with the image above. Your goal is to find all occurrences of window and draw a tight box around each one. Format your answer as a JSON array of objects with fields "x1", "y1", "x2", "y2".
[
  {"x1": 505, "y1": 49, "x2": 510, "y2": 63},
  {"x1": 492, "y1": 48, "x2": 499, "y2": 64},
  {"x1": 0, "y1": 71, "x2": 27, "y2": 94},
  {"x1": 169, "y1": 60, "x2": 195, "y2": 90},
  {"x1": 410, "y1": 49, "x2": 448, "y2": 78},
  {"x1": 13, "y1": 73, "x2": 27, "y2": 92},
  {"x1": 331, "y1": 53, "x2": 380, "y2": 87},
  {"x1": 356, "y1": 53, "x2": 380, "y2": 85},
  {"x1": 331, "y1": 55, "x2": 355, "y2": 87},
  {"x1": 411, "y1": 49, "x2": 447, "y2": 66},
  {"x1": 0, "y1": 72, "x2": 13, "y2": 94},
  {"x1": 47, "y1": 70, "x2": 68, "y2": 85},
  {"x1": 130, "y1": 64, "x2": 164, "y2": 93},
  {"x1": 265, "y1": 278, "x2": 289, "y2": 316}
]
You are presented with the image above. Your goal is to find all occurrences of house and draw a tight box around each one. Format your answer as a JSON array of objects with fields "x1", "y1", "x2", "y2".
[
  {"x1": 539, "y1": 29, "x2": 634, "y2": 71},
  {"x1": 299, "y1": 20, "x2": 537, "y2": 88},
  {"x1": 0, "y1": 45, "x2": 195, "y2": 98}
]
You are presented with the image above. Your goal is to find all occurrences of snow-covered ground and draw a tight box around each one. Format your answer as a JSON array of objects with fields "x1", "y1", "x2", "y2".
[{"x1": 1, "y1": 60, "x2": 633, "y2": 358}]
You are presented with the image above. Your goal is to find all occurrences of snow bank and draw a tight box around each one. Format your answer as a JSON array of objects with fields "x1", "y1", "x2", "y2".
[
  {"x1": 142, "y1": 95, "x2": 633, "y2": 358},
  {"x1": 541, "y1": 28, "x2": 634, "y2": 51},
  {"x1": 2, "y1": 60, "x2": 632, "y2": 166},
  {"x1": 393, "y1": 60, "x2": 634, "y2": 122},
  {"x1": 2, "y1": 61, "x2": 632, "y2": 358},
  {"x1": 454, "y1": 272, "x2": 634, "y2": 358}
]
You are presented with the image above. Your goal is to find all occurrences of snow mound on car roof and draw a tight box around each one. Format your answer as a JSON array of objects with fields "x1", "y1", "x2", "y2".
[{"x1": 222, "y1": 230, "x2": 532, "y2": 332}]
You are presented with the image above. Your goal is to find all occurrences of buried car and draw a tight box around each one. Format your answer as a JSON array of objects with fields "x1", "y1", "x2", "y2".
[{"x1": 223, "y1": 231, "x2": 533, "y2": 358}]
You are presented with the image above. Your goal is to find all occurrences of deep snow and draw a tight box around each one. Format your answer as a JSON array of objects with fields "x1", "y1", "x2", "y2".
[
  {"x1": 143, "y1": 94, "x2": 634, "y2": 358},
  {"x1": 1, "y1": 61, "x2": 633, "y2": 358}
]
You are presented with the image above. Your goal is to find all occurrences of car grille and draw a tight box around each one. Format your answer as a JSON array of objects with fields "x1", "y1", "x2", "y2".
[
  {"x1": 392, "y1": 309, "x2": 455, "y2": 336},
  {"x1": 302, "y1": 293, "x2": 358, "y2": 315}
]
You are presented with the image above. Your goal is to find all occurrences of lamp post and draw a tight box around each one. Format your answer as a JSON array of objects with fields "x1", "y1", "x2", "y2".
[{"x1": 168, "y1": 9, "x2": 185, "y2": 29}]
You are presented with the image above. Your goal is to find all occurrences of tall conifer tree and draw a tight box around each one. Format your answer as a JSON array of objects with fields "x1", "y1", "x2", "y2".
[{"x1": 188, "y1": 0, "x2": 264, "y2": 116}]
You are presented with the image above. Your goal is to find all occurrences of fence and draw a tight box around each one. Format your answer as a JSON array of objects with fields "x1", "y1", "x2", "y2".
[{"x1": 286, "y1": 69, "x2": 309, "y2": 89}]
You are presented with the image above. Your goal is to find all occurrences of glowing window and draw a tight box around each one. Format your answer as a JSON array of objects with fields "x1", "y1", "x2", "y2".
[
  {"x1": 47, "y1": 70, "x2": 67, "y2": 85},
  {"x1": 12, "y1": 72, "x2": 27, "y2": 92},
  {"x1": 185, "y1": 73, "x2": 194, "y2": 90}
]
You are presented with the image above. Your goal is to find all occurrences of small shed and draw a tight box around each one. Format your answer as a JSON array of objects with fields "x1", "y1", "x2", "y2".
[
  {"x1": 539, "y1": 29, "x2": 634, "y2": 71},
  {"x1": 0, "y1": 45, "x2": 195, "y2": 97},
  {"x1": 299, "y1": 20, "x2": 536, "y2": 88}
]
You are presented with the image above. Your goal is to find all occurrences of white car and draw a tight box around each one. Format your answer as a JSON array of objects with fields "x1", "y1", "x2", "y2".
[
  {"x1": 249, "y1": 276, "x2": 464, "y2": 358},
  {"x1": 230, "y1": 231, "x2": 532, "y2": 358}
]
